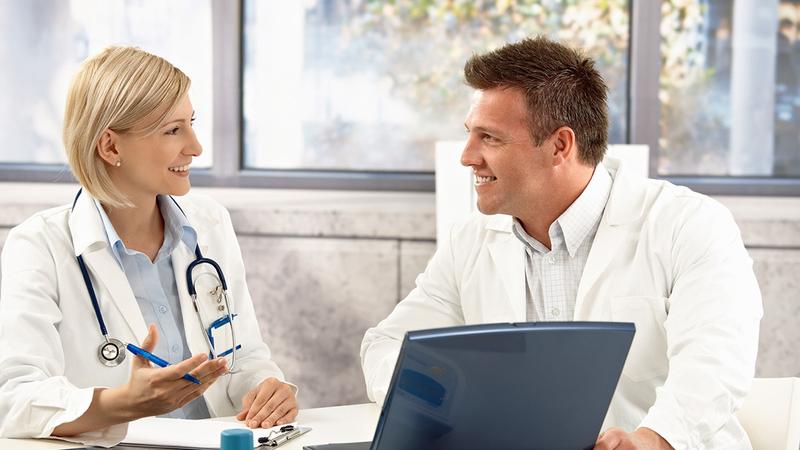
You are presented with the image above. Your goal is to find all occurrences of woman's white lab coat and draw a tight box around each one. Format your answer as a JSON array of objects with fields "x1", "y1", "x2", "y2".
[
  {"x1": 361, "y1": 159, "x2": 763, "y2": 450},
  {"x1": 0, "y1": 191, "x2": 287, "y2": 447}
]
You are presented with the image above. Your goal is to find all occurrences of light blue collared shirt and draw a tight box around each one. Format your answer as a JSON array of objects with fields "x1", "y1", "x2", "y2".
[
  {"x1": 512, "y1": 163, "x2": 613, "y2": 322},
  {"x1": 95, "y1": 195, "x2": 211, "y2": 420}
]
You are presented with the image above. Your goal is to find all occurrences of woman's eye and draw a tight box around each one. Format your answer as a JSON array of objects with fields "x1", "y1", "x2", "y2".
[{"x1": 166, "y1": 127, "x2": 180, "y2": 135}]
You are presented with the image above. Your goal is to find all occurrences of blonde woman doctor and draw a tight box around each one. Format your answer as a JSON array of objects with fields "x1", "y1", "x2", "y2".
[{"x1": 0, "y1": 47, "x2": 297, "y2": 447}]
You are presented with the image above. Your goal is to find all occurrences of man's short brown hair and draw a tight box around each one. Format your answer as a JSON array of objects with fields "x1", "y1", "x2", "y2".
[{"x1": 464, "y1": 36, "x2": 608, "y2": 166}]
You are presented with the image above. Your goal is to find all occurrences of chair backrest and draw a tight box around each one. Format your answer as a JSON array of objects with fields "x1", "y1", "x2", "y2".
[
  {"x1": 736, "y1": 377, "x2": 800, "y2": 450},
  {"x1": 435, "y1": 140, "x2": 474, "y2": 245},
  {"x1": 603, "y1": 144, "x2": 649, "y2": 178},
  {"x1": 433, "y1": 142, "x2": 650, "y2": 244}
]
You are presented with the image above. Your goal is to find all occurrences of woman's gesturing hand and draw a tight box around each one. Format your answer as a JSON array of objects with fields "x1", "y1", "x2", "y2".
[
  {"x1": 53, "y1": 324, "x2": 228, "y2": 437},
  {"x1": 122, "y1": 324, "x2": 228, "y2": 418}
]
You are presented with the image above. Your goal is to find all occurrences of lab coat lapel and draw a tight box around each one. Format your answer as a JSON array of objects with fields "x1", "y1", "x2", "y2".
[
  {"x1": 574, "y1": 221, "x2": 627, "y2": 316},
  {"x1": 81, "y1": 250, "x2": 149, "y2": 343},
  {"x1": 575, "y1": 160, "x2": 647, "y2": 315},
  {"x1": 68, "y1": 191, "x2": 148, "y2": 344},
  {"x1": 486, "y1": 216, "x2": 526, "y2": 322}
]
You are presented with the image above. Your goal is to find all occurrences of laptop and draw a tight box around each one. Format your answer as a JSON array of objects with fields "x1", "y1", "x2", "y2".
[{"x1": 305, "y1": 321, "x2": 634, "y2": 450}]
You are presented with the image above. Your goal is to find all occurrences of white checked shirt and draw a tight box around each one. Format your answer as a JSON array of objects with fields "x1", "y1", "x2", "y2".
[{"x1": 512, "y1": 163, "x2": 612, "y2": 322}]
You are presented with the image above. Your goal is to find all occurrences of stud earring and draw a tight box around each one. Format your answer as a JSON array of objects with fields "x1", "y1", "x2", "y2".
[{"x1": 115, "y1": 159, "x2": 122, "y2": 167}]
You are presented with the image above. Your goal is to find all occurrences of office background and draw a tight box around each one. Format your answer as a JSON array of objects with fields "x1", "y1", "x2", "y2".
[{"x1": 0, "y1": 0, "x2": 798, "y2": 408}]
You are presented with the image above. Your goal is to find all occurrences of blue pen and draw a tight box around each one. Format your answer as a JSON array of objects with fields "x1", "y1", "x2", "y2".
[{"x1": 126, "y1": 343, "x2": 201, "y2": 385}]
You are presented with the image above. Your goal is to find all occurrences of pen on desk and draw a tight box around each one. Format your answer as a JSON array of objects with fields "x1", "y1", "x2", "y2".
[
  {"x1": 271, "y1": 428, "x2": 303, "y2": 446},
  {"x1": 126, "y1": 343, "x2": 202, "y2": 384}
]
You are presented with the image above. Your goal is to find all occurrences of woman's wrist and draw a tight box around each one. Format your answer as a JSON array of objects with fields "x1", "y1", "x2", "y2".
[
  {"x1": 52, "y1": 387, "x2": 133, "y2": 437},
  {"x1": 100, "y1": 385, "x2": 142, "y2": 423}
]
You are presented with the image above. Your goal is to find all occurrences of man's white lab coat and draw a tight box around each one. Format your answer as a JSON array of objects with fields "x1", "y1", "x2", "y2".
[{"x1": 362, "y1": 159, "x2": 763, "y2": 449}]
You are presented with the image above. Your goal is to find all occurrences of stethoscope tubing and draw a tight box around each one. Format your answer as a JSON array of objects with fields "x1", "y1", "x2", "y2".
[
  {"x1": 186, "y1": 248, "x2": 228, "y2": 296},
  {"x1": 71, "y1": 190, "x2": 112, "y2": 342},
  {"x1": 71, "y1": 189, "x2": 239, "y2": 372},
  {"x1": 77, "y1": 254, "x2": 110, "y2": 339}
]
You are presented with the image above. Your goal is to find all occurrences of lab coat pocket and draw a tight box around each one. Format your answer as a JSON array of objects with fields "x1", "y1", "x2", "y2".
[{"x1": 610, "y1": 296, "x2": 669, "y2": 383}]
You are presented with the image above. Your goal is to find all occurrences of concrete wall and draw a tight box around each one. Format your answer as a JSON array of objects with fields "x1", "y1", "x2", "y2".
[{"x1": 0, "y1": 183, "x2": 798, "y2": 408}]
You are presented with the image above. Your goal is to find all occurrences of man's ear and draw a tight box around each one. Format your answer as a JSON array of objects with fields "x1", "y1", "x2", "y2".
[
  {"x1": 96, "y1": 129, "x2": 120, "y2": 167},
  {"x1": 551, "y1": 126, "x2": 577, "y2": 166}
]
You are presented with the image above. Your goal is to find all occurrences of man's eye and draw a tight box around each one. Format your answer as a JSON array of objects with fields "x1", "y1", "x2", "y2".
[{"x1": 483, "y1": 135, "x2": 499, "y2": 143}]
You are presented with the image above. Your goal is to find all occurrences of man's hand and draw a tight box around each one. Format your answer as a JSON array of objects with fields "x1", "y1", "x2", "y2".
[
  {"x1": 236, "y1": 377, "x2": 297, "y2": 428},
  {"x1": 594, "y1": 427, "x2": 674, "y2": 450}
]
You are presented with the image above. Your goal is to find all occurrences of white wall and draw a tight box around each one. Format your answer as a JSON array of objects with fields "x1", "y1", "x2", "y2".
[{"x1": 0, "y1": 183, "x2": 798, "y2": 407}]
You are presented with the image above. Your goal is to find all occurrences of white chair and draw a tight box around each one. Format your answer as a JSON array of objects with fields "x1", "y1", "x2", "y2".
[
  {"x1": 737, "y1": 377, "x2": 800, "y2": 450},
  {"x1": 603, "y1": 144, "x2": 649, "y2": 178},
  {"x1": 434, "y1": 140, "x2": 474, "y2": 245}
]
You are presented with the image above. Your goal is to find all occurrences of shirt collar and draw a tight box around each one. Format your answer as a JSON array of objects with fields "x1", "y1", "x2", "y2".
[
  {"x1": 511, "y1": 162, "x2": 612, "y2": 257},
  {"x1": 93, "y1": 199, "x2": 124, "y2": 266},
  {"x1": 512, "y1": 218, "x2": 557, "y2": 254},
  {"x1": 93, "y1": 195, "x2": 198, "y2": 266},
  {"x1": 557, "y1": 162, "x2": 612, "y2": 257},
  {"x1": 159, "y1": 195, "x2": 198, "y2": 254}
]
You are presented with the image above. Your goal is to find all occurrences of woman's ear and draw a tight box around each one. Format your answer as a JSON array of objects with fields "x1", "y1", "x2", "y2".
[{"x1": 96, "y1": 129, "x2": 121, "y2": 167}]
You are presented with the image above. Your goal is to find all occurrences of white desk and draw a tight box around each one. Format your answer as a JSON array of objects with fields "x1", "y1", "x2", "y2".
[{"x1": 0, "y1": 403, "x2": 381, "y2": 450}]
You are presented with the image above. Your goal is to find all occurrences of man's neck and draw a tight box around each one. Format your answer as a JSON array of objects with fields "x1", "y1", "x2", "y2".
[{"x1": 516, "y1": 166, "x2": 595, "y2": 249}]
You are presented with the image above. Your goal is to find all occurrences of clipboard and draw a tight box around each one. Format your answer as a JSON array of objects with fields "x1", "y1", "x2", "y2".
[
  {"x1": 64, "y1": 426, "x2": 312, "y2": 450},
  {"x1": 73, "y1": 417, "x2": 314, "y2": 449},
  {"x1": 257, "y1": 425, "x2": 312, "y2": 447}
]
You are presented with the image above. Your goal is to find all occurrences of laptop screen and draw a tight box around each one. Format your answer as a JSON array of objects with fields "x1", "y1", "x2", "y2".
[{"x1": 371, "y1": 322, "x2": 634, "y2": 450}]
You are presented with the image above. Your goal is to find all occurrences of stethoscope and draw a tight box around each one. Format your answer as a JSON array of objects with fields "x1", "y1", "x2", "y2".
[{"x1": 72, "y1": 189, "x2": 240, "y2": 373}]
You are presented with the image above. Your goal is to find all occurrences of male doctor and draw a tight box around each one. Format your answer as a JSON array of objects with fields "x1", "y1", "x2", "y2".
[{"x1": 361, "y1": 37, "x2": 762, "y2": 450}]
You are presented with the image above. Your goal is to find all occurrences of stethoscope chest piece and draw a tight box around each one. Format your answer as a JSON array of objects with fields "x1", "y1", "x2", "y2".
[{"x1": 98, "y1": 338, "x2": 127, "y2": 367}]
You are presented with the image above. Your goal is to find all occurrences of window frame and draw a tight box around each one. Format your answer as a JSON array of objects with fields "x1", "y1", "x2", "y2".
[
  {"x1": 631, "y1": 1, "x2": 800, "y2": 196},
  {"x1": 0, "y1": 0, "x2": 797, "y2": 195}
]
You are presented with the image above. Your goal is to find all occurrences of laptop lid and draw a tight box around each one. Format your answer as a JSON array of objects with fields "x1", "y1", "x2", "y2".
[{"x1": 370, "y1": 322, "x2": 634, "y2": 450}]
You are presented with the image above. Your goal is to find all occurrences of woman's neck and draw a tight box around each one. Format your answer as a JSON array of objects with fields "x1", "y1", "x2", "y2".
[{"x1": 103, "y1": 195, "x2": 164, "y2": 262}]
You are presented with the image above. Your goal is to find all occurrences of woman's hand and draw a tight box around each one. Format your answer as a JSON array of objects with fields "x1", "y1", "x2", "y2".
[
  {"x1": 236, "y1": 378, "x2": 298, "y2": 428},
  {"x1": 53, "y1": 324, "x2": 227, "y2": 437},
  {"x1": 121, "y1": 324, "x2": 228, "y2": 418}
]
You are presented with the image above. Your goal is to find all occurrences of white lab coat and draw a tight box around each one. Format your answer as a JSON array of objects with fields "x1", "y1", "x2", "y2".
[
  {"x1": 0, "y1": 191, "x2": 287, "y2": 447},
  {"x1": 361, "y1": 159, "x2": 763, "y2": 450}
]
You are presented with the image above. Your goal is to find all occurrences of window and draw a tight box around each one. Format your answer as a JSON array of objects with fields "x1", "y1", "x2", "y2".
[
  {"x1": 659, "y1": 0, "x2": 800, "y2": 178},
  {"x1": 1, "y1": 1, "x2": 797, "y2": 194},
  {"x1": 242, "y1": 0, "x2": 629, "y2": 172},
  {"x1": 0, "y1": 0, "x2": 213, "y2": 167}
]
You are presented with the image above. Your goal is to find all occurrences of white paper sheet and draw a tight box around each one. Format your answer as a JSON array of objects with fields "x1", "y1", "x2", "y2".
[{"x1": 123, "y1": 417, "x2": 297, "y2": 449}]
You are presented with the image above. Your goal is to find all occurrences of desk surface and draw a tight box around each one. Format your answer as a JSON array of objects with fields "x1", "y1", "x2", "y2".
[{"x1": 0, "y1": 403, "x2": 381, "y2": 450}]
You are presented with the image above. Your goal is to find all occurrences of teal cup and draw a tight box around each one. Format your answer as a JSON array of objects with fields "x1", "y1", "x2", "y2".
[{"x1": 220, "y1": 428, "x2": 253, "y2": 450}]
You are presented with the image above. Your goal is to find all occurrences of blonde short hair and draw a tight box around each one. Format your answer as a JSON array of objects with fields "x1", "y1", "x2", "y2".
[{"x1": 63, "y1": 46, "x2": 191, "y2": 208}]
